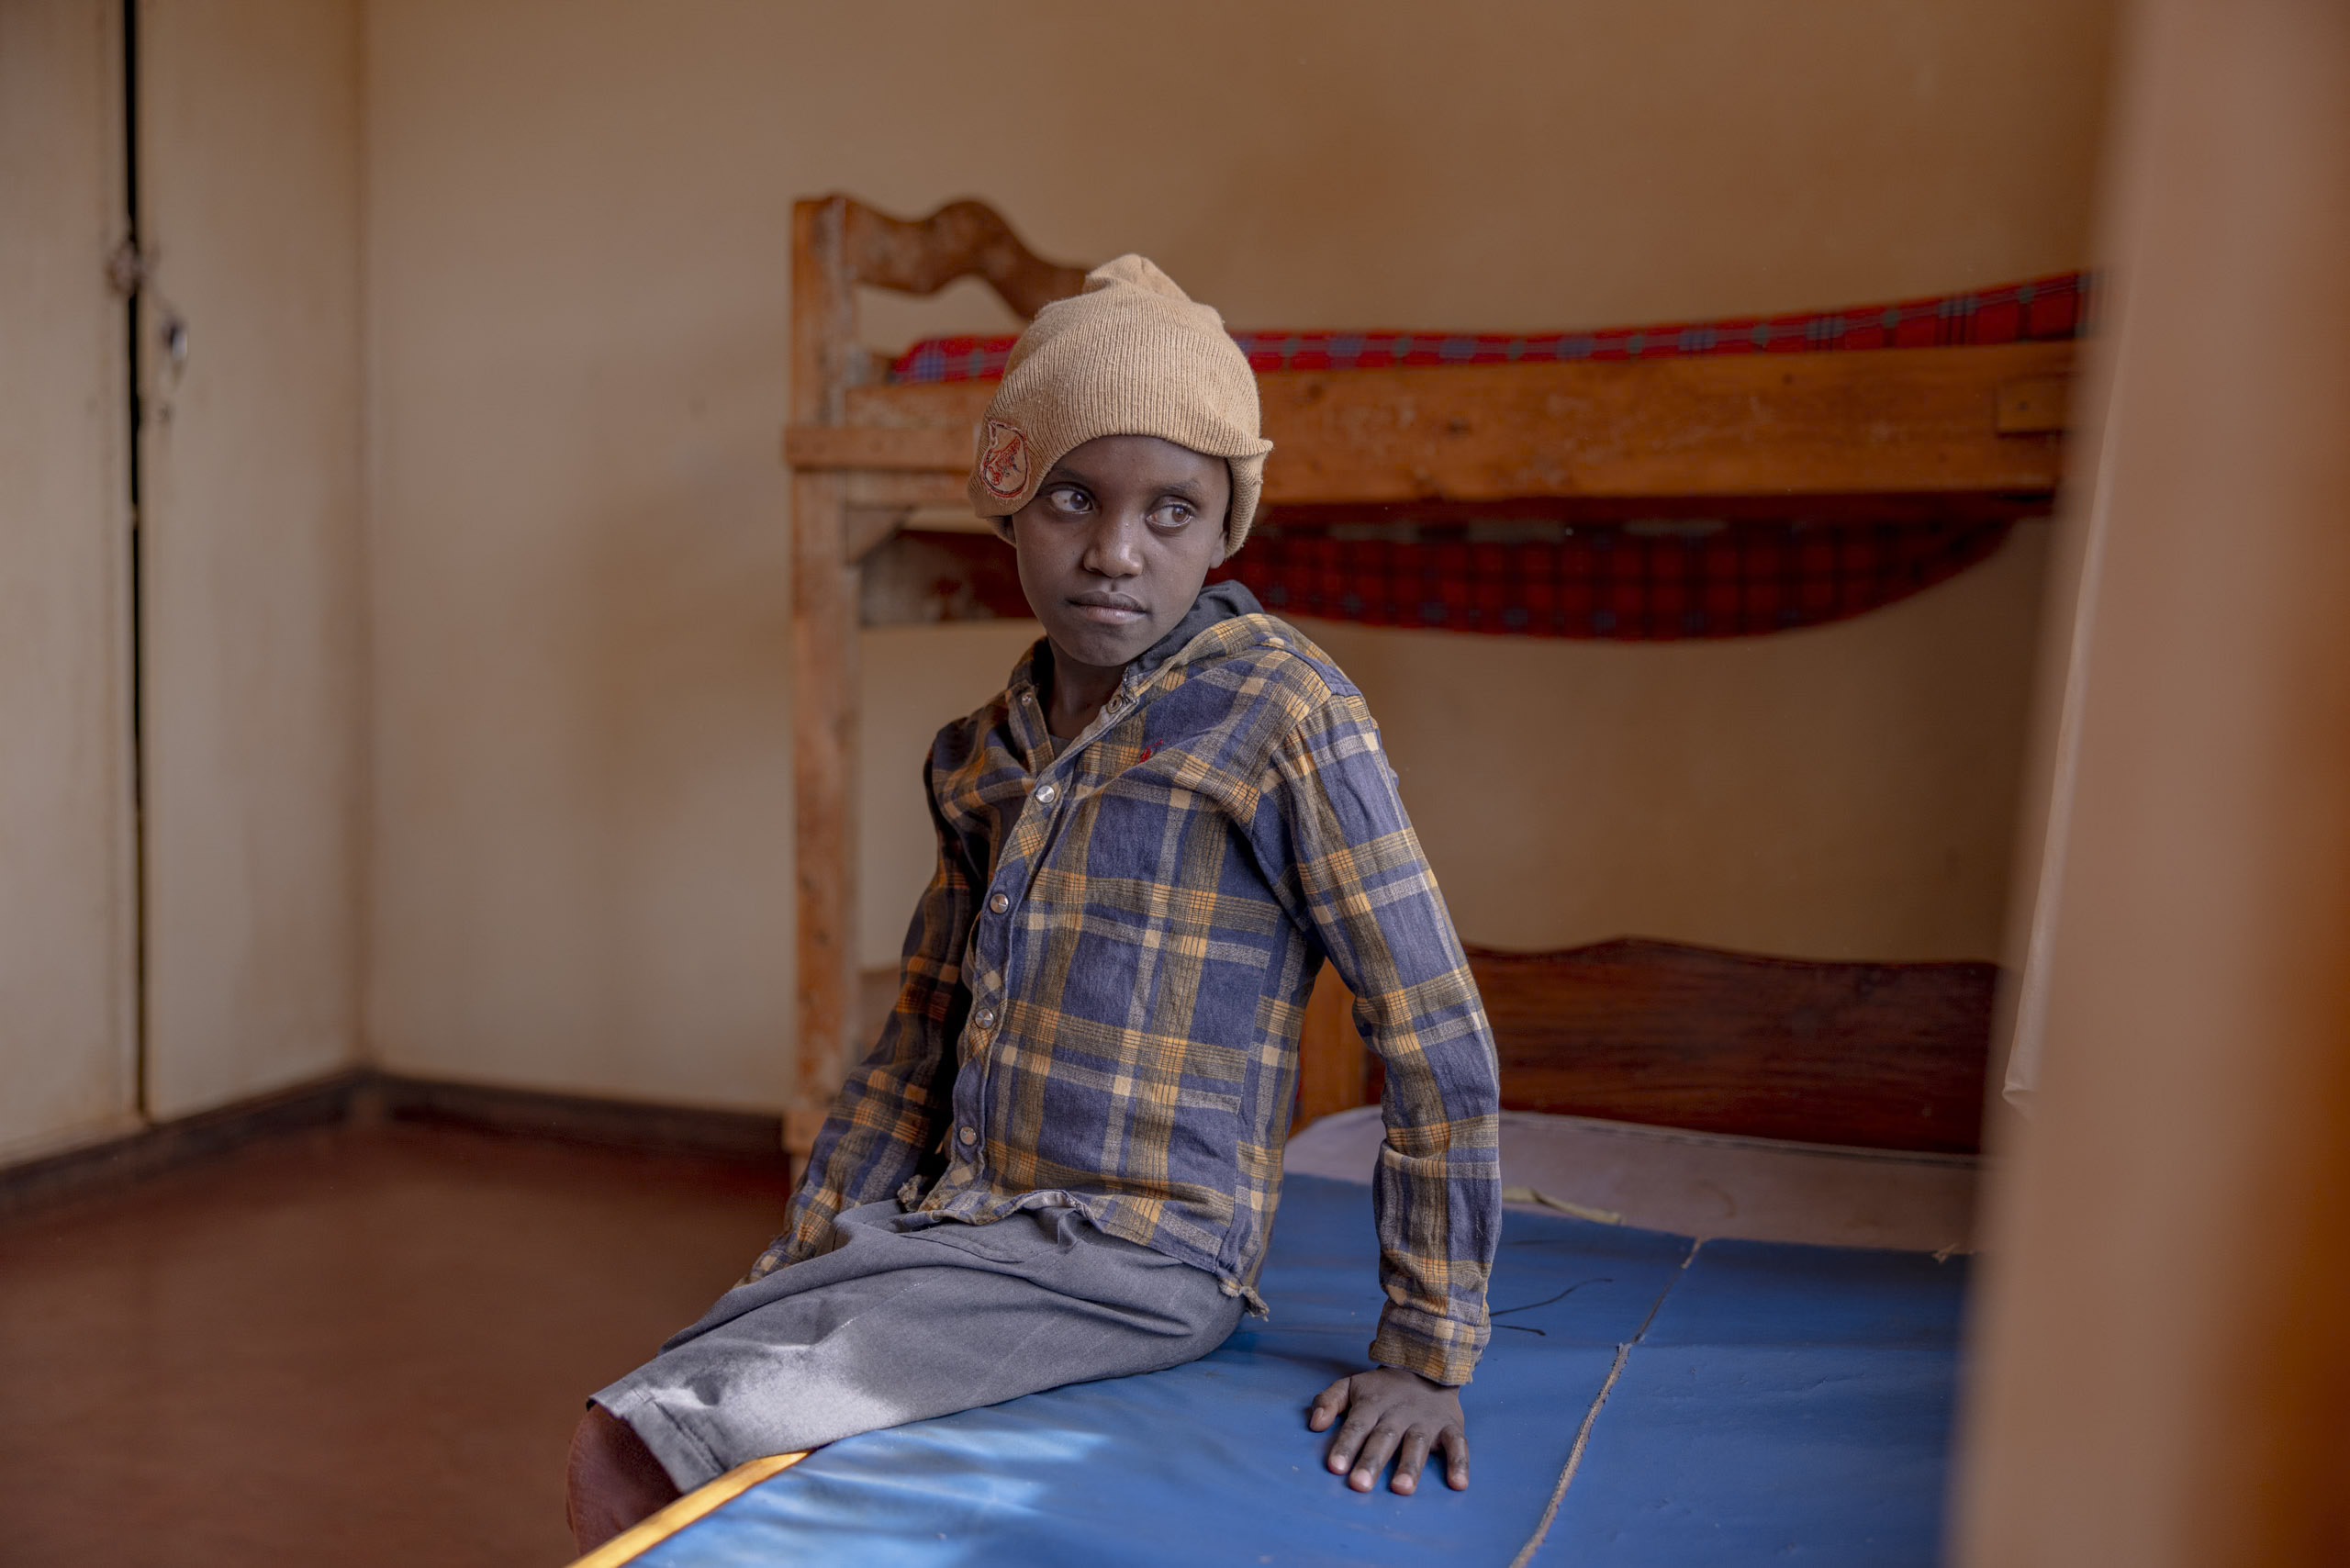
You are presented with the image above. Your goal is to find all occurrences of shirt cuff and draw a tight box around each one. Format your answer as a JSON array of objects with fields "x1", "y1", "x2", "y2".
[{"x1": 1369, "y1": 1300, "x2": 1486, "y2": 1386}]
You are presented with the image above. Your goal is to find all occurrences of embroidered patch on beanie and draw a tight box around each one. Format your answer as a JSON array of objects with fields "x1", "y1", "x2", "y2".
[{"x1": 979, "y1": 419, "x2": 1031, "y2": 503}]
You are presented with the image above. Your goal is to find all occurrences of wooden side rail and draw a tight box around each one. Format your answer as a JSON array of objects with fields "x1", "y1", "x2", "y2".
[
  {"x1": 788, "y1": 340, "x2": 2075, "y2": 505},
  {"x1": 1294, "y1": 937, "x2": 1996, "y2": 1154}
]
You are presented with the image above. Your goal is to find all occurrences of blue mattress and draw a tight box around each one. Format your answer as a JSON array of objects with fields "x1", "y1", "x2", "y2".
[{"x1": 621, "y1": 1175, "x2": 1966, "y2": 1567}]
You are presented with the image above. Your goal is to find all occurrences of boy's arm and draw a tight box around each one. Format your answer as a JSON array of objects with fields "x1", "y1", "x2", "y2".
[
  {"x1": 743, "y1": 778, "x2": 977, "y2": 1280},
  {"x1": 1267, "y1": 692, "x2": 1502, "y2": 1386}
]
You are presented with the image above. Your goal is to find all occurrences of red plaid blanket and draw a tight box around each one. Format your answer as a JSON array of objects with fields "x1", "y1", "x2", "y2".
[
  {"x1": 889, "y1": 272, "x2": 2089, "y2": 384},
  {"x1": 912, "y1": 515, "x2": 2020, "y2": 641},
  {"x1": 1209, "y1": 518, "x2": 2015, "y2": 641}
]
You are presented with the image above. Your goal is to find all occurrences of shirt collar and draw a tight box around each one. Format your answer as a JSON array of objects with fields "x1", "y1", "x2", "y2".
[{"x1": 1005, "y1": 578, "x2": 1266, "y2": 734}]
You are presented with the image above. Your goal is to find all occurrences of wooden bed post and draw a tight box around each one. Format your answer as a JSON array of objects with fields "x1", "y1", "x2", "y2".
[
  {"x1": 788, "y1": 196, "x2": 862, "y2": 1148},
  {"x1": 786, "y1": 197, "x2": 1087, "y2": 1158}
]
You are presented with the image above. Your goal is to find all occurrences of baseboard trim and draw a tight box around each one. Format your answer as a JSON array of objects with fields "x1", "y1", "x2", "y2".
[
  {"x1": 371, "y1": 1074, "x2": 786, "y2": 1163},
  {"x1": 0, "y1": 1070, "x2": 366, "y2": 1222},
  {"x1": 0, "y1": 1070, "x2": 787, "y2": 1221}
]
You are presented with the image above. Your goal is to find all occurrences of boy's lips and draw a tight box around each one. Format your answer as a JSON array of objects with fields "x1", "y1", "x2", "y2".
[{"x1": 1069, "y1": 592, "x2": 1147, "y2": 623}]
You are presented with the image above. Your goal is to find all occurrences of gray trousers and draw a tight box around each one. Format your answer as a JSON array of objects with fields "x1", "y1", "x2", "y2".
[{"x1": 594, "y1": 1200, "x2": 1244, "y2": 1490}]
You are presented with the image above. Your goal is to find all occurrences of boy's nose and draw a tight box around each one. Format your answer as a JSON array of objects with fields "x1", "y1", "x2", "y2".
[{"x1": 1080, "y1": 514, "x2": 1146, "y2": 577}]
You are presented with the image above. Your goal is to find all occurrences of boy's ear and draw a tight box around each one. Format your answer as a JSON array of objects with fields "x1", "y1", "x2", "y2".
[{"x1": 994, "y1": 515, "x2": 1017, "y2": 545}]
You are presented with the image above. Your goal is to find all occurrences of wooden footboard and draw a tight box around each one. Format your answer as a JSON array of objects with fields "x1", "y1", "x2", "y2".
[{"x1": 1294, "y1": 937, "x2": 1995, "y2": 1155}]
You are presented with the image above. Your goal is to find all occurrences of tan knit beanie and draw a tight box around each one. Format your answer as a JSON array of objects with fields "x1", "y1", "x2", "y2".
[{"x1": 968, "y1": 255, "x2": 1273, "y2": 554}]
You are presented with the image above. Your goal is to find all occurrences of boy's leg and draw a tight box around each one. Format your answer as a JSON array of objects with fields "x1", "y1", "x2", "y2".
[
  {"x1": 591, "y1": 1203, "x2": 1241, "y2": 1495},
  {"x1": 566, "y1": 1404, "x2": 682, "y2": 1552}
]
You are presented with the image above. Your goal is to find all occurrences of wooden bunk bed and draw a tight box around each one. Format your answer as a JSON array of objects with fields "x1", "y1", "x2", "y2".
[
  {"x1": 781, "y1": 192, "x2": 2075, "y2": 1162},
  {"x1": 572, "y1": 192, "x2": 2087, "y2": 1568}
]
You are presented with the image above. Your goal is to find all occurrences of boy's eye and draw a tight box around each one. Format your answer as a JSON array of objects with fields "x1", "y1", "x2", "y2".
[
  {"x1": 1046, "y1": 485, "x2": 1092, "y2": 513},
  {"x1": 1149, "y1": 501, "x2": 1196, "y2": 530}
]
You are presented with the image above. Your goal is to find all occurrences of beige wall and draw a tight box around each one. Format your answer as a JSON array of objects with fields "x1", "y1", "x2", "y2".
[
  {"x1": 1315, "y1": 526, "x2": 2052, "y2": 961},
  {"x1": 367, "y1": 0, "x2": 2115, "y2": 1109},
  {"x1": 138, "y1": 0, "x2": 367, "y2": 1117},
  {"x1": 0, "y1": 0, "x2": 140, "y2": 1161}
]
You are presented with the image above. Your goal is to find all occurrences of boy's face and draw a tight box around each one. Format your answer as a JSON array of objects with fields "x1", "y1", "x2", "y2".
[{"x1": 1009, "y1": 434, "x2": 1232, "y2": 676}]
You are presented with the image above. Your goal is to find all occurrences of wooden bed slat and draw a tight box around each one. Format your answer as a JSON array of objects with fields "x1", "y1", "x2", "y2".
[
  {"x1": 790, "y1": 342, "x2": 2073, "y2": 503},
  {"x1": 788, "y1": 423, "x2": 972, "y2": 472},
  {"x1": 1257, "y1": 345, "x2": 2069, "y2": 502}
]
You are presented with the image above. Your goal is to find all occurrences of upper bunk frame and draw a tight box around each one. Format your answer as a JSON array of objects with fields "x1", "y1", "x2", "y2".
[{"x1": 781, "y1": 193, "x2": 2075, "y2": 1146}]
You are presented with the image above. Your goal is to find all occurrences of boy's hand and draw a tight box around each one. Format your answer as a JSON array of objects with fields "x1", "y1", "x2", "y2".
[{"x1": 1306, "y1": 1366, "x2": 1469, "y2": 1495}]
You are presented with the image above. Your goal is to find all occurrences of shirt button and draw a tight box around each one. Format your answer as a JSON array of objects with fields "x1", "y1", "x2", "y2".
[
  {"x1": 957, "y1": 1126, "x2": 978, "y2": 1147},
  {"x1": 1035, "y1": 783, "x2": 1058, "y2": 805},
  {"x1": 988, "y1": 892, "x2": 1010, "y2": 914},
  {"x1": 973, "y1": 1006, "x2": 998, "y2": 1029}
]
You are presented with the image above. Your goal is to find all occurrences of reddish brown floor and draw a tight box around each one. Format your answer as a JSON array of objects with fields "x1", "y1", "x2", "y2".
[{"x1": 0, "y1": 1122, "x2": 789, "y2": 1567}]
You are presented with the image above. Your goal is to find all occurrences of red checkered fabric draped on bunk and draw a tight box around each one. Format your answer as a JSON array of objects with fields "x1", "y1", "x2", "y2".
[
  {"x1": 1207, "y1": 518, "x2": 2015, "y2": 642},
  {"x1": 894, "y1": 272, "x2": 2087, "y2": 639},
  {"x1": 890, "y1": 272, "x2": 2090, "y2": 384}
]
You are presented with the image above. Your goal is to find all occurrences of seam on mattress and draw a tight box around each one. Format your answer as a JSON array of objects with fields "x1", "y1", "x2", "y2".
[{"x1": 1504, "y1": 1238, "x2": 1703, "y2": 1568}]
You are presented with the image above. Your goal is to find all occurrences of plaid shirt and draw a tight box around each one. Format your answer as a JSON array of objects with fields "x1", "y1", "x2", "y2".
[{"x1": 760, "y1": 604, "x2": 1501, "y2": 1383}]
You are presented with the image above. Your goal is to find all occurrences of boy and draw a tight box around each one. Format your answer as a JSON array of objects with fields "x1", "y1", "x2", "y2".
[{"x1": 568, "y1": 258, "x2": 1501, "y2": 1551}]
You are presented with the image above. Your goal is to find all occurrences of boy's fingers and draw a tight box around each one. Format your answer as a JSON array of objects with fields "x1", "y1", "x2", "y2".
[
  {"x1": 1305, "y1": 1377, "x2": 1350, "y2": 1432},
  {"x1": 1389, "y1": 1428, "x2": 1436, "y2": 1495},
  {"x1": 1440, "y1": 1427, "x2": 1472, "y2": 1490},
  {"x1": 1325, "y1": 1404, "x2": 1378, "y2": 1474},
  {"x1": 1348, "y1": 1421, "x2": 1404, "y2": 1493}
]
